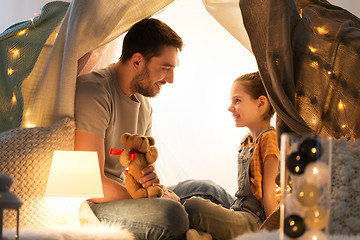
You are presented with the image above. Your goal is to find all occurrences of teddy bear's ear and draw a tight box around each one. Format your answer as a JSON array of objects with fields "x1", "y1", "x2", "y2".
[
  {"x1": 147, "y1": 136, "x2": 155, "y2": 146},
  {"x1": 121, "y1": 133, "x2": 131, "y2": 144}
]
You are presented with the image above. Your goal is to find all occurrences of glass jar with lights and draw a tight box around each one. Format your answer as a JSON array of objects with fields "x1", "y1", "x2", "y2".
[{"x1": 280, "y1": 133, "x2": 332, "y2": 240}]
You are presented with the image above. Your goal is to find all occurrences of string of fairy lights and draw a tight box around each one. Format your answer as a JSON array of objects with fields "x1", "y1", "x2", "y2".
[
  {"x1": 3, "y1": 10, "x2": 62, "y2": 130},
  {"x1": 299, "y1": 6, "x2": 351, "y2": 137},
  {"x1": 280, "y1": 6, "x2": 352, "y2": 240},
  {"x1": 3, "y1": 2, "x2": 352, "y2": 134}
]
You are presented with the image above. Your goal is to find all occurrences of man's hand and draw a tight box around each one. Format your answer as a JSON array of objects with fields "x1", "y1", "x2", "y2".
[
  {"x1": 124, "y1": 166, "x2": 180, "y2": 202},
  {"x1": 139, "y1": 165, "x2": 160, "y2": 187}
]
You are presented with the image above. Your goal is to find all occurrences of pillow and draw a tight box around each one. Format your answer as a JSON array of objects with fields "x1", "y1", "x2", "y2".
[
  {"x1": 0, "y1": 118, "x2": 75, "y2": 228},
  {"x1": 330, "y1": 138, "x2": 360, "y2": 235}
]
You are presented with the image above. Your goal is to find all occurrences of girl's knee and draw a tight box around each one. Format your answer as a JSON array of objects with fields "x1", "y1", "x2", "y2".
[
  {"x1": 183, "y1": 197, "x2": 211, "y2": 227},
  {"x1": 184, "y1": 197, "x2": 204, "y2": 214}
]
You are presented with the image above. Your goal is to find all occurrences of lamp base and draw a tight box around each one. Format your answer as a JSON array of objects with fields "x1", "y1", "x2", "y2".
[{"x1": 46, "y1": 197, "x2": 86, "y2": 228}]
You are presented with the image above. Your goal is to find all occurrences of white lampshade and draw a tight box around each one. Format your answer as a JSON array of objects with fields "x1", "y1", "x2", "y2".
[{"x1": 45, "y1": 151, "x2": 103, "y2": 198}]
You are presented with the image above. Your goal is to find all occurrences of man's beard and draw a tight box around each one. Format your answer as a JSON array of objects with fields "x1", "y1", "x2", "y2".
[{"x1": 130, "y1": 65, "x2": 159, "y2": 98}]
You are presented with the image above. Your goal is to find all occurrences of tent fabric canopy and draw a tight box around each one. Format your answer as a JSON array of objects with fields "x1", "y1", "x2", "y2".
[
  {"x1": 0, "y1": 1, "x2": 69, "y2": 132},
  {"x1": 0, "y1": 0, "x2": 173, "y2": 133},
  {"x1": 1, "y1": 0, "x2": 359, "y2": 141},
  {"x1": 239, "y1": 0, "x2": 360, "y2": 140}
]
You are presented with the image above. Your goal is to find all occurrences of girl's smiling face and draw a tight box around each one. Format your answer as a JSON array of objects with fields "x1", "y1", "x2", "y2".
[{"x1": 228, "y1": 81, "x2": 262, "y2": 129}]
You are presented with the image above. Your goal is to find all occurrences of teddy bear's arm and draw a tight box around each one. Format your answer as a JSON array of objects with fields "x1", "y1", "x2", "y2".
[
  {"x1": 120, "y1": 148, "x2": 132, "y2": 167},
  {"x1": 145, "y1": 146, "x2": 158, "y2": 164}
]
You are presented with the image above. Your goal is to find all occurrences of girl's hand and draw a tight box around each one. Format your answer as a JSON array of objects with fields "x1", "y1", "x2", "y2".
[{"x1": 156, "y1": 184, "x2": 180, "y2": 202}]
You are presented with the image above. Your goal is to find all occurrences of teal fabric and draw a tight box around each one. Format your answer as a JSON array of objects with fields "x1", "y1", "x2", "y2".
[{"x1": 0, "y1": 1, "x2": 69, "y2": 133}]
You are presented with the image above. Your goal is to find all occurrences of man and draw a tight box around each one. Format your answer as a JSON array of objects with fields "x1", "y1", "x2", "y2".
[
  {"x1": 74, "y1": 18, "x2": 188, "y2": 239},
  {"x1": 74, "y1": 18, "x2": 235, "y2": 239}
]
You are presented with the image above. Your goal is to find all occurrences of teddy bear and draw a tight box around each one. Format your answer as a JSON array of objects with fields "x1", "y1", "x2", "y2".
[{"x1": 117, "y1": 133, "x2": 163, "y2": 199}]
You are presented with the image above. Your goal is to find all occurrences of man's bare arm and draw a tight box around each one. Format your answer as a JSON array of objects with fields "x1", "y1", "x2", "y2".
[{"x1": 74, "y1": 130, "x2": 131, "y2": 202}]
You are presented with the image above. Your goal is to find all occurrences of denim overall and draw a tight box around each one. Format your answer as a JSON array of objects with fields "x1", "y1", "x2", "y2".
[{"x1": 231, "y1": 128, "x2": 275, "y2": 222}]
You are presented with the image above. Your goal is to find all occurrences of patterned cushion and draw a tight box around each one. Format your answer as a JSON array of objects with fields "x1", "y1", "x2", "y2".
[{"x1": 0, "y1": 118, "x2": 75, "y2": 228}]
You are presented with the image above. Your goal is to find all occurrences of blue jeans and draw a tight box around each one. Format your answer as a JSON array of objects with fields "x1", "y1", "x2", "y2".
[
  {"x1": 88, "y1": 198, "x2": 188, "y2": 240},
  {"x1": 88, "y1": 179, "x2": 235, "y2": 240},
  {"x1": 168, "y1": 179, "x2": 235, "y2": 208}
]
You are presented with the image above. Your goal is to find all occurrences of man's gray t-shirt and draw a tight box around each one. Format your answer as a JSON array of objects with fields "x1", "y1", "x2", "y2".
[{"x1": 75, "y1": 63, "x2": 152, "y2": 183}]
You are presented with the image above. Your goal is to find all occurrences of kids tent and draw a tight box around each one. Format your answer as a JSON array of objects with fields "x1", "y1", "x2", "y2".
[{"x1": 1, "y1": 0, "x2": 360, "y2": 236}]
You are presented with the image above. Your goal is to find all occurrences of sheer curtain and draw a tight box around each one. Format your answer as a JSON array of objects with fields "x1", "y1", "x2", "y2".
[{"x1": 147, "y1": 0, "x2": 257, "y2": 194}]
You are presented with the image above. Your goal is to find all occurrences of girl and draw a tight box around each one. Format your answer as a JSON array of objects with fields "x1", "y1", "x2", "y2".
[{"x1": 184, "y1": 72, "x2": 279, "y2": 240}]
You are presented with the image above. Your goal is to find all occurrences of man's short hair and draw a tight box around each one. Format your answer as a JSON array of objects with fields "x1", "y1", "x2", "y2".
[{"x1": 120, "y1": 18, "x2": 183, "y2": 62}]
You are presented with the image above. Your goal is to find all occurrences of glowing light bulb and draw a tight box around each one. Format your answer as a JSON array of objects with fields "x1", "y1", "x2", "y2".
[
  {"x1": 305, "y1": 205, "x2": 329, "y2": 230},
  {"x1": 310, "y1": 117, "x2": 318, "y2": 125},
  {"x1": 309, "y1": 46, "x2": 317, "y2": 53},
  {"x1": 311, "y1": 61, "x2": 319, "y2": 68},
  {"x1": 316, "y1": 27, "x2": 328, "y2": 35},
  {"x1": 302, "y1": 230, "x2": 327, "y2": 240},
  {"x1": 17, "y1": 28, "x2": 28, "y2": 36},
  {"x1": 341, "y1": 124, "x2": 347, "y2": 128},
  {"x1": 10, "y1": 48, "x2": 20, "y2": 58},
  {"x1": 299, "y1": 9, "x2": 303, "y2": 18},
  {"x1": 25, "y1": 123, "x2": 35, "y2": 128},
  {"x1": 8, "y1": 68, "x2": 14, "y2": 75},
  {"x1": 304, "y1": 162, "x2": 330, "y2": 187},
  {"x1": 11, "y1": 92, "x2": 17, "y2": 105},
  {"x1": 338, "y1": 100, "x2": 344, "y2": 110}
]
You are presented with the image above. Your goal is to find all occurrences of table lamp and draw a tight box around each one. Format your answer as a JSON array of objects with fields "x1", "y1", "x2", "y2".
[{"x1": 45, "y1": 151, "x2": 103, "y2": 228}]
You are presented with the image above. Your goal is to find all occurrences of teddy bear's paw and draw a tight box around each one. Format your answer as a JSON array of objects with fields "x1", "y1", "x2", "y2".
[
  {"x1": 148, "y1": 146, "x2": 158, "y2": 156},
  {"x1": 147, "y1": 186, "x2": 163, "y2": 198},
  {"x1": 131, "y1": 188, "x2": 148, "y2": 199},
  {"x1": 146, "y1": 146, "x2": 158, "y2": 164}
]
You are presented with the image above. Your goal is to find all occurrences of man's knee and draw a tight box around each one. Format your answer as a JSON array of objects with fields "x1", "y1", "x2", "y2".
[
  {"x1": 155, "y1": 199, "x2": 189, "y2": 239},
  {"x1": 87, "y1": 198, "x2": 189, "y2": 240}
]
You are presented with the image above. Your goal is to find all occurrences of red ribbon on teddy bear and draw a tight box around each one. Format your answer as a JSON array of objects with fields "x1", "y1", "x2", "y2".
[{"x1": 110, "y1": 148, "x2": 137, "y2": 161}]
